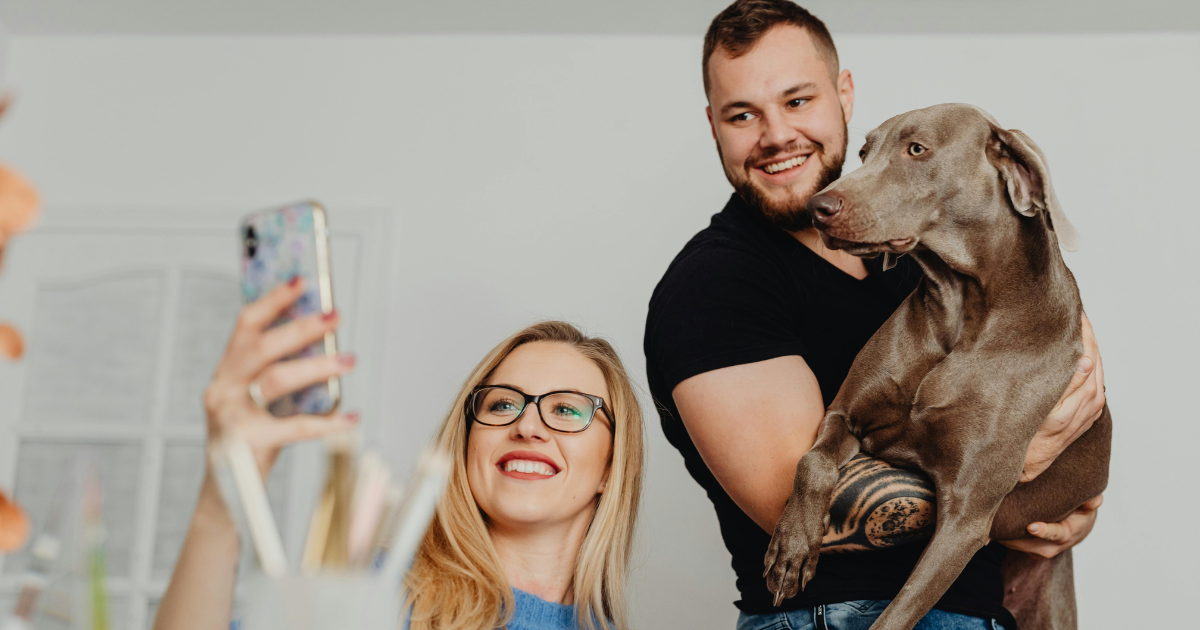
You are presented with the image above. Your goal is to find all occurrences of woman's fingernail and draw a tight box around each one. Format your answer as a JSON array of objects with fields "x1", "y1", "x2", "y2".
[
  {"x1": 1076, "y1": 356, "x2": 1093, "y2": 373},
  {"x1": 338, "y1": 353, "x2": 356, "y2": 367},
  {"x1": 344, "y1": 411, "x2": 360, "y2": 423},
  {"x1": 1028, "y1": 523, "x2": 1043, "y2": 534},
  {"x1": 322, "y1": 309, "x2": 338, "y2": 322},
  {"x1": 288, "y1": 275, "x2": 301, "y2": 287}
]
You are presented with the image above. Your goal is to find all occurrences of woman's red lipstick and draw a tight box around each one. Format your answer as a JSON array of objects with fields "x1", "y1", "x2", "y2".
[{"x1": 496, "y1": 450, "x2": 560, "y2": 480}]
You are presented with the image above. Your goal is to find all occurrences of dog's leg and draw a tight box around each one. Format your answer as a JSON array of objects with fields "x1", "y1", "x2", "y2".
[
  {"x1": 763, "y1": 296, "x2": 937, "y2": 604},
  {"x1": 1002, "y1": 549, "x2": 1076, "y2": 630},
  {"x1": 987, "y1": 405, "x2": 1109, "y2": 630},
  {"x1": 991, "y1": 405, "x2": 1111, "y2": 539},
  {"x1": 764, "y1": 410, "x2": 860, "y2": 604},
  {"x1": 867, "y1": 451, "x2": 1020, "y2": 630}
]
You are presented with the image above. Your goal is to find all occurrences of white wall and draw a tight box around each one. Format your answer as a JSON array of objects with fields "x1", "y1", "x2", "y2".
[{"x1": 0, "y1": 32, "x2": 1195, "y2": 628}]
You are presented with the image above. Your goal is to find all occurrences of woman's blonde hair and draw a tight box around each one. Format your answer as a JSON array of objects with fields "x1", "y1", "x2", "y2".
[{"x1": 404, "y1": 321, "x2": 645, "y2": 630}]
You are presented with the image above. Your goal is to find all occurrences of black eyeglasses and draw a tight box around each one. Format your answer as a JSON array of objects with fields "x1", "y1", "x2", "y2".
[{"x1": 467, "y1": 385, "x2": 612, "y2": 434}]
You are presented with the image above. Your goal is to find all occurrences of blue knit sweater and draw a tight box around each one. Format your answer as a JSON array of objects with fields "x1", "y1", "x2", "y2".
[
  {"x1": 508, "y1": 587, "x2": 578, "y2": 630},
  {"x1": 234, "y1": 587, "x2": 582, "y2": 630},
  {"x1": 388, "y1": 588, "x2": 580, "y2": 630}
]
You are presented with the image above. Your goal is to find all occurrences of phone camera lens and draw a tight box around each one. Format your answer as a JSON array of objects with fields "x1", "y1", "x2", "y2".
[{"x1": 244, "y1": 225, "x2": 258, "y2": 258}]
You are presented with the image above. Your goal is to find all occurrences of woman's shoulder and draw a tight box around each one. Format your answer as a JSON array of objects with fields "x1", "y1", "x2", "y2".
[{"x1": 508, "y1": 588, "x2": 578, "y2": 630}]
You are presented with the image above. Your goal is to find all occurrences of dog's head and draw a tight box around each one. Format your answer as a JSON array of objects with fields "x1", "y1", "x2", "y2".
[{"x1": 806, "y1": 103, "x2": 1078, "y2": 272}]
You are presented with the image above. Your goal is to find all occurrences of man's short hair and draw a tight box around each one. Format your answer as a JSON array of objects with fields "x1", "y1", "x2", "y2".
[{"x1": 702, "y1": 0, "x2": 839, "y2": 98}]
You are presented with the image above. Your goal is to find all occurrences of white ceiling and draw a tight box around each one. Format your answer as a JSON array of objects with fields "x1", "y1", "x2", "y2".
[{"x1": 0, "y1": 0, "x2": 1197, "y2": 35}]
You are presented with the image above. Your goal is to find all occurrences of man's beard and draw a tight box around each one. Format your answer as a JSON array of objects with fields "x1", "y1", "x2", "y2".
[{"x1": 720, "y1": 124, "x2": 847, "y2": 232}]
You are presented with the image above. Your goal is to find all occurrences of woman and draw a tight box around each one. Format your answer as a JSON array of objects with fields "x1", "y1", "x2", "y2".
[{"x1": 154, "y1": 279, "x2": 644, "y2": 630}]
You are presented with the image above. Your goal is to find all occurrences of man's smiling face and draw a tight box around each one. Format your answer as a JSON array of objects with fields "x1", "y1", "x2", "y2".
[{"x1": 706, "y1": 24, "x2": 854, "y2": 231}]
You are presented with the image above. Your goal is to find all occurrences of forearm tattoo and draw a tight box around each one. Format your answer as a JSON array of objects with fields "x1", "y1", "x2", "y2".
[{"x1": 820, "y1": 454, "x2": 935, "y2": 552}]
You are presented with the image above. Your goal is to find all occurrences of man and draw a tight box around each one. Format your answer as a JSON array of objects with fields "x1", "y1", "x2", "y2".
[{"x1": 643, "y1": 1, "x2": 1106, "y2": 628}]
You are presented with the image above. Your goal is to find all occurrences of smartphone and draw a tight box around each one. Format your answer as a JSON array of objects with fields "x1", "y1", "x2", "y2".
[{"x1": 240, "y1": 200, "x2": 340, "y2": 416}]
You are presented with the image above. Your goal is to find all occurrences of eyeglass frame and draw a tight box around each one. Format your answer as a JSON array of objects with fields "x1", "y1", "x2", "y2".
[{"x1": 465, "y1": 385, "x2": 613, "y2": 434}]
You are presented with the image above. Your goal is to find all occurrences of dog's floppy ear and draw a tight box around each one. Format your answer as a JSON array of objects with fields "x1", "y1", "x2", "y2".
[{"x1": 988, "y1": 127, "x2": 1080, "y2": 252}]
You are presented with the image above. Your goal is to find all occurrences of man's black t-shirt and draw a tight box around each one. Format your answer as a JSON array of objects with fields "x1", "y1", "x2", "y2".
[{"x1": 644, "y1": 193, "x2": 1016, "y2": 626}]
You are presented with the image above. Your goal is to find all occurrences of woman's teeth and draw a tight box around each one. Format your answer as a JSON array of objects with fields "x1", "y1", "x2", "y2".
[
  {"x1": 503, "y1": 459, "x2": 556, "y2": 476},
  {"x1": 763, "y1": 155, "x2": 808, "y2": 174}
]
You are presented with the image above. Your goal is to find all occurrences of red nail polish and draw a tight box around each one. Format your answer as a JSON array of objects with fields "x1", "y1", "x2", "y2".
[
  {"x1": 322, "y1": 309, "x2": 338, "y2": 321},
  {"x1": 288, "y1": 275, "x2": 301, "y2": 287},
  {"x1": 345, "y1": 411, "x2": 361, "y2": 423},
  {"x1": 338, "y1": 354, "x2": 356, "y2": 367}
]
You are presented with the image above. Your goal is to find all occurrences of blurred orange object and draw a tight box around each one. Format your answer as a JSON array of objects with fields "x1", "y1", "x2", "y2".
[
  {"x1": 0, "y1": 162, "x2": 39, "y2": 249},
  {"x1": 0, "y1": 323, "x2": 20, "y2": 359},
  {"x1": 0, "y1": 94, "x2": 38, "y2": 554},
  {"x1": 0, "y1": 96, "x2": 42, "y2": 360},
  {"x1": 0, "y1": 487, "x2": 30, "y2": 552}
]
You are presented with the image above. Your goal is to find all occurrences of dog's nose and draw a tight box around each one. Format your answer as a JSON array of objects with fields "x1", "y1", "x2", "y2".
[{"x1": 807, "y1": 194, "x2": 842, "y2": 224}]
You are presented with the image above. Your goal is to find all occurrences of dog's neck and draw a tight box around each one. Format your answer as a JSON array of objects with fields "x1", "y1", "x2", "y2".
[{"x1": 909, "y1": 214, "x2": 1077, "y2": 346}]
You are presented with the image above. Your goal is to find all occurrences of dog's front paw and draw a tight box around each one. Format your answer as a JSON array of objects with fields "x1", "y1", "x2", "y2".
[{"x1": 763, "y1": 493, "x2": 828, "y2": 606}]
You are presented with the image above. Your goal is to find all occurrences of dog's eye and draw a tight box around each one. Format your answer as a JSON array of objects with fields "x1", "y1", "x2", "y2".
[
  {"x1": 859, "y1": 148, "x2": 867, "y2": 160},
  {"x1": 908, "y1": 143, "x2": 926, "y2": 156}
]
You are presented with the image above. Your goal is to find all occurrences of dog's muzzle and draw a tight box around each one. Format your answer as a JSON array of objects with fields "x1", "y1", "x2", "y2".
[{"x1": 807, "y1": 194, "x2": 843, "y2": 227}]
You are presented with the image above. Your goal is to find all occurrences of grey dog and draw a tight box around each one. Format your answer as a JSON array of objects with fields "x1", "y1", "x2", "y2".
[{"x1": 762, "y1": 103, "x2": 1112, "y2": 630}]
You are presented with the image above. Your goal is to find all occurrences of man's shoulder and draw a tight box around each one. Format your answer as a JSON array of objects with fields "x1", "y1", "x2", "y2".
[
  {"x1": 643, "y1": 198, "x2": 811, "y2": 398},
  {"x1": 654, "y1": 206, "x2": 785, "y2": 302},
  {"x1": 649, "y1": 227, "x2": 783, "y2": 325},
  {"x1": 646, "y1": 209, "x2": 800, "y2": 344},
  {"x1": 666, "y1": 228, "x2": 766, "y2": 281}
]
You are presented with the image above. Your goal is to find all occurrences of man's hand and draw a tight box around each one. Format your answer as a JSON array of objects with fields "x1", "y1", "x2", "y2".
[
  {"x1": 1000, "y1": 495, "x2": 1103, "y2": 558},
  {"x1": 1022, "y1": 313, "x2": 1106, "y2": 482}
]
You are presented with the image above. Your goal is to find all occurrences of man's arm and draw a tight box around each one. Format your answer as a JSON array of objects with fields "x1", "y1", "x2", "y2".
[
  {"x1": 823, "y1": 454, "x2": 935, "y2": 551},
  {"x1": 673, "y1": 348, "x2": 1103, "y2": 553},
  {"x1": 822, "y1": 460, "x2": 1104, "y2": 553},
  {"x1": 673, "y1": 355, "x2": 825, "y2": 534},
  {"x1": 674, "y1": 356, "x2": 936, "y2": 548},
  {"x1": 673, "y1": 354, "x2": 937, "y2": 551}
]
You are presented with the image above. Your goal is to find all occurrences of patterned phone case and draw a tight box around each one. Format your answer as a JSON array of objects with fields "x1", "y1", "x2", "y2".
[{"x1": 240, "y1": 201, "x2": 340, "y2": 416}]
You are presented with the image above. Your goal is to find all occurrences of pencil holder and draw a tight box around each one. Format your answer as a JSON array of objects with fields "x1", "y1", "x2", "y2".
[{"x1": 238, "y1": 574, "x2": 402, "y2": 630}]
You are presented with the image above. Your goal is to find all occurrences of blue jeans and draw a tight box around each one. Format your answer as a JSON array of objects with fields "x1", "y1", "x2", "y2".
[{"x1": 736, "y1": 600, "x2": 1006, "y2": 630}]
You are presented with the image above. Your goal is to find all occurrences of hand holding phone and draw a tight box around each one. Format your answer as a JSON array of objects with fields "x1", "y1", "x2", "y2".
[{"x1": 240, "y1": 201, "x2": 341, "y2": 416}]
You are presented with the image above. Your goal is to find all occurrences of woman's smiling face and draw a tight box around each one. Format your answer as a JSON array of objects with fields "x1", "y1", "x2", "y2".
[{"x1": 466, "y1": 341, "x2": 614, "y2": 533}]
